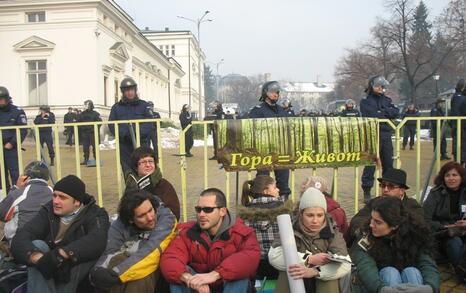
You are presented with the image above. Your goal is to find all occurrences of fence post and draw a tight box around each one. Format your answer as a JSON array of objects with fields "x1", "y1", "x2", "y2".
[
  {"x1": 53, "y1": 125, "x2": 62, "y2": 180},
  {"x1": 416, "y1": 120, "x2": 421, "y2": 201},
  {"x1": 74, "y1": 125, "x2": 81, "y2": 178},
  {"x1": 179, "y1": 126, "x2": 188, "y2": 221},
  {"x1": 0, "y1": 131, "x2": 6, "y2": 198},
  {"x1": 15, "y1": 128, "x2": 23, "y2": 174}
]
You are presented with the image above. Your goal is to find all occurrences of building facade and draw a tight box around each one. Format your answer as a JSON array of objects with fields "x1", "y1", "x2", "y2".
[
  {"x1": 0, "y1": 0, "x2": 185, "y2": 120},
  {"x1": 143, "y1": 29, "x2": 206, "y2": 118},
  {"x1": 281, "y1": 82, "x2": 334, "y2": 111}
]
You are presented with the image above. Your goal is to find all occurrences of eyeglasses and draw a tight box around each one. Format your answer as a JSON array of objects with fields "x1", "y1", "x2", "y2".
[
  {"x1": 379, "y1": 182, "x2": 401, "y2": 190},
  {"x1": 194, "y1": 206, "x2": 221, "y2": 214},
  {"x1": 138, "y1": 159, "x2": 155, "y2": 166}
]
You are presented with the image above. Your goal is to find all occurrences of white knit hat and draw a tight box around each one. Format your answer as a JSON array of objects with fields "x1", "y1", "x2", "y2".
[{"x1": 299, "y1": 187, "x2": 327, "y2": 211}]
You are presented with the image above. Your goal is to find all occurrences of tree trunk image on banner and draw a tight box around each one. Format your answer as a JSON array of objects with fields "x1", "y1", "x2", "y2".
[{"x1": 214, "y1": 117, "x2": 378, "y2": 172}]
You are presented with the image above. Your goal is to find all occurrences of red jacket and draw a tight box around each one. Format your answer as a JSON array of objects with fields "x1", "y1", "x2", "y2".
[
  {"x1": 326, "y1": 196, "x2": 349, "y2": 235},
  {"x1": 160, "y1": 217, "x2": 260, "y2": 286}
]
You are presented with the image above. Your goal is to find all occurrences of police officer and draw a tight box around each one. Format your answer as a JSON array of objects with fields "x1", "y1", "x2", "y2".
[
  {"x1": 210, "y1": 102, "x2": 224, "y2": 160},
  {"x1": 340, "y1": 99, "x2": 361, "y2": 117},
  {"x1": 0, "y1": 86, "x2": 27, "y2": 191},
  {"x1": 63, "y1": 107, "x2": 77, "y2": 146},
  {"x1": 430, "y1": 99, "x2": 449, "y2": 160},
  {"x1": 450, "y1": 79, "x2": 466, "y2": 162},
  {"x1": 401, "y1": 104, "x2": 420, "y2": 150},
  {"x1": 33, "y1": 106, "x2": 55, "y2": 166},
  {"x1": 179, "y1": 104, "x2": 194, "y2": 157},
  {"x1": 249, "y1": 81, "x2": 291, "y2": 197},
  {"x1": 78, "y1": 100, "x2": 102, "y2": 165},
  {"x1": 282, "y1": 99, "x2": 295, "y2": 116},
  {"x1": 360, "y1": 76, "x2": 399, "y2": 202},
  {"x1": 109, "y1": 77, "x2": 154, "y2": 173},
  {"x1": 147, "y1": 101, "x2": 161, "y2": 158}
]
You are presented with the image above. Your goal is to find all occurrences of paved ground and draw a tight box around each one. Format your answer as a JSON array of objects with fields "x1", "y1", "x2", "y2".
[{"x1": 9, "y1": 138, "x2": 466, "y2": 290}]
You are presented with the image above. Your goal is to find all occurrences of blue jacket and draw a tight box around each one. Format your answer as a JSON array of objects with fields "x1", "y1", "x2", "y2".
[
  {"x1": 0, "y1": 103, "x2": 27, "y2": 148},
  {"x1": 34, "y1": 113, "x2": 55, "y2": 134},
  {"x1": 401, "y1": 109, "x2": 420, "y2": 127},
  {"x1": 248, "y1": 102, "x2": 289, "y2": 118},
  {"x1": 360, "y1": 93, "x2": 399, "y2": 133},
  {"x1": 108, "y1": 98, "x2": 154, "y2": 142}
]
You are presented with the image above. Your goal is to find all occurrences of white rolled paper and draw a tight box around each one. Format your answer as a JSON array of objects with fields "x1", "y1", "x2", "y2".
[{"x1": 277, "y1": 214, "x2": 306, "y2": 293}]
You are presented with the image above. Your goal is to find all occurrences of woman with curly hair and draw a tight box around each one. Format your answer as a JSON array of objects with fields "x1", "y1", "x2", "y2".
[
  {"x1": 423, "y1": 161, "x2": 466, "y2": 280},
  {"x1": 350, "y1": 196, "x2": 439, "y2": 293}
]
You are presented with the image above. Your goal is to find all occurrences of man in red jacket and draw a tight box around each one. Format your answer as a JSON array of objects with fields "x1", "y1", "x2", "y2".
[{"x1": 161, "y1": 188, "x2": 260, "y2": 293}]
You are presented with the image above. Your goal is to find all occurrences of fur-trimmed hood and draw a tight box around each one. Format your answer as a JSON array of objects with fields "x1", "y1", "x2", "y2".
[{"x1": 237, "y1": 199, "x2": 294, "y2": 222}]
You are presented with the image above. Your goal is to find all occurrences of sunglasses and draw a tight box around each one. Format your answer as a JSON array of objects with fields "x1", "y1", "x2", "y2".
[
  {"x1": 379, "y1": 182, "x2": 401, "y2": 190},
  {"x1": 194, "y1": 206, "x2": 222, "y2": 214}
]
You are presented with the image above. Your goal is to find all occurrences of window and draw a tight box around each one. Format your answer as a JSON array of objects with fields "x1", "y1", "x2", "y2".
[
  {"x1": 26, "y1": 11, "x2": 45, "y2": 23},
  {"x1": 171, "y1": 45, "x2": 175, "y2": 56},
  {"x1": 104, "y1": 76, "x2": 108, "y2": 106},
  {"x1": 27, "y1": 60, "x2": 47, "y2": 105},
  {"x1": 165, "y1": 45, "x2": 169, "y2": 56},
  {"x1": 159, "y1": 45, "x2": 163, "y2": 50}
]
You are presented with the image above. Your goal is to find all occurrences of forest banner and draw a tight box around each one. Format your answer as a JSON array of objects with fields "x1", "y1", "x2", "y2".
[{"x1": 214, "y1": 117, "x2": 378, "y2": 172}]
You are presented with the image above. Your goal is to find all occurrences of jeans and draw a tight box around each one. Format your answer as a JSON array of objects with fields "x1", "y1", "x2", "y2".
[
  {"x1": 446, "y1": 236, "x2": 466, "y2": 266},
  {"x1": 27, "y1": 240, "x2": 94, "y2": 293},
  {"x1": 169, "y1": 266, "x2": 250, "y2": 293},
  {"x1": 379, "y1": 267, "x2": 423, "y2": 286}
]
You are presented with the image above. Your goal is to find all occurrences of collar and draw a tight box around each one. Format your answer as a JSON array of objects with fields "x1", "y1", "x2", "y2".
[{"x1": 61, "y1": 205, "x2": 83, "y2": 224}]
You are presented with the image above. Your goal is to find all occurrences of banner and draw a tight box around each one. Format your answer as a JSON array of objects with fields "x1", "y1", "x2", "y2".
[{"x1": 214, "y1": 117, "x2": 378, "y2": 172}]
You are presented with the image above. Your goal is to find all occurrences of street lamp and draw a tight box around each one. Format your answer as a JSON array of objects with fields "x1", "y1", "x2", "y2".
[
  {"x1": 177, "y1": 11, "x2": 212, "y2": 119},
  {"x1": 433, "y1": 74, "x2": 440, "y2": 98},
  {"x1": 209, "y1": 59, "x2": 224, "y2": 102}
]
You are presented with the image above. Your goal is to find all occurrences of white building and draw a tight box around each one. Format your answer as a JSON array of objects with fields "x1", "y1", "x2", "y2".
[
  {"x1": 0, "y1": 0, "x2": 185, "y2": 120},
  {"x1": 143, "y1": 28, "x2": 206, "y2": 118},
  {"x1": 281, "y1": 82, "x2": 334, "y2": 111}
]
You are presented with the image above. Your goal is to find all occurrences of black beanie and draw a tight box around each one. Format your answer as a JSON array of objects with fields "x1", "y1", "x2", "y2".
[{"x1": 54, "y1": 175, "x2": 90, "y2": 204}]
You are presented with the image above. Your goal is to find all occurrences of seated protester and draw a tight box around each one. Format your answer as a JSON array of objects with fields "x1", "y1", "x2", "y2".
[
  {"x1": 236, "y1": 175, "x2": 293, "y2": 279},
  {"x1": 268, "y1": 187, "x2": 351, "y2": 293},
  {"x1": 0, "y1": 161, "x2": 52, "y2": 244},
  {"x1": 90, "y1": 190, "x2": 177, "y2": 292},
  {"x1": 161, "y1": 188, "x2": 260, "y2": 293},
  {"x1": 300, "y1": 176, "x2": 349, "y2": 234},
  {"x1": 350, "y1": 196, "x2": 440, "y2": 293},
  {"x1": 423, "y1": 161, "x2": 466, "y2": 280},
  {"x1": 125, "y1": 146, "x2": 180, "y2": 220},
  {"x1": 346, "y1": 168, "x2": 423, "y2": 247},
  {"x1": 11, "y1": 175, "x2": 110, "y2": 293}
]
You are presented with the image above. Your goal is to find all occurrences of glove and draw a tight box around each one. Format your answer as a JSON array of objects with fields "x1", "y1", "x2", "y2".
[
  {"x1": 35, "y1": 249, "x2": 64, "y2": 280},
  {"x1": 54, "y1": 259, "x2": 71, "y2": 283},
  {"x1": 90, "y1": 267, "x2": 121, "y2": 290}
]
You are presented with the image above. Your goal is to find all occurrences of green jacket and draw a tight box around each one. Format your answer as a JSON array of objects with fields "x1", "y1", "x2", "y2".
[{"x1": 350, "y1": 236, "x2": 440, "y2": 293}]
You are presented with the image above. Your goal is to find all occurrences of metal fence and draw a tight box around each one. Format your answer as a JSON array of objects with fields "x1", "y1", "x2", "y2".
[{"x1": 0, "y1": 117, "x2": 464, "y2": 221}]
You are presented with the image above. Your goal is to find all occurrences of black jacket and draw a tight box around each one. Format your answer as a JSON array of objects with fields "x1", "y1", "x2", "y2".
[
  {"x1": 34, "y1": 113, "x2": 55, "y2": 134},
  {"x1": 248, "y1": 102, "x2": 289, "y2": 118},
  {"x1": 402, "y1": 109, "x2": 420, "y2": 127},
  {"x1": 11, "y1": 197, "x2": 110, "y2": 265},
  {"x1": 423, "y1": 185, "x2": 466, "y2": 232},
  {"x1": 179, "y1": 112, "x2": 192, "y2": 130},
  {"x1": 340, "y1": 108, "x2": 361, "y2": 117},
  {"x1": 0, "y1": 103, "x2": 27, "y2": 148},
  {"x1": 77, "y1": 109, "x2": 102, "y2": 133},
  {"x1": 360, "y1": 93, "x2": 399, "y2": 133}
]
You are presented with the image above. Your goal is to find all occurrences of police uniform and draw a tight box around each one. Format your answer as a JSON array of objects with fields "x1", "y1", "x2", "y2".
[
  {"x1": 402, "y1": 109, "x2": 420, "y2": 150},
  {"x1": 147, "y1": 104, "x2": 161, "y2": 158},
  {"x1": 33, "y1": 111, "x2": 55, "y2": 163},
  {"x1": 109, "y1": 98, "x2": 154, "y2": 173},
  {"x1": 78, "y1": 109, "x2": 102, "y2": 163},
  {"x1": 450, "y1": 91, "x2": 466, "y2": 161},
  {"x1": 340, "y1": 108, "x2": 361, "y2": 117},
  {"x1": 249, "y1": 101, "x2": 291, "y2": 196},
  {"x1": 64, "y1": 110, "x2": 77, "y2": 146},
  {"x1": 179, "y1": 110, "x2": 194, "y2": 156},
  {"x1": 0, "y1": 101, "x2": 27, "y2": 190},
  {"x1": 360, "y1": 92, "x2": 399, "y2": 197}
]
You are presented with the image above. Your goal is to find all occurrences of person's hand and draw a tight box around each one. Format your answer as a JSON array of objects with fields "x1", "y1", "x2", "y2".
[
  {"x1": 288, "y1": 264, "x2": 319, "y2": 280},
  {"x1": 4, "y1": 142, "x2": 13, "y2": 150},
  {"x1": 35, "y1": 249, "x2": 64, "y2": 279},
  {"x1": 16, "y1": 175, "x2": 29, "y2": 189},
  {"x1": 307, "y1": 253, "x2": 330, "y2": 266},
  {"x1": 29, "y1": 251, "x2": 44, "y2": 264},
  {"x1": 187, "y1": 271, "x2": 220, "y2": 288},
  {"x1": 197, "y1": 284, "x2": 210, "y2": 293},
  {"x1": 90, "y1": 267, "x2": 121, "y2": 290}
]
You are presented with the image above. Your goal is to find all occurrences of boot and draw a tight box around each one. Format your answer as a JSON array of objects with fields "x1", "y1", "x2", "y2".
[
  {"x1": 409, "y1": 145, "x2": 414, "y2": 150},
  {"x1": 81, "y1": 156, "x2": 88, "y2": 165},
  {"x1": 402, "y1": 145, "x2": 406, "y2": 150},
  {"x1": 50, "y1": 157, "x2": 54, "y2": 166},
  {"x1": 363, "y1": 187, "x2": 371, "y2": 203}
]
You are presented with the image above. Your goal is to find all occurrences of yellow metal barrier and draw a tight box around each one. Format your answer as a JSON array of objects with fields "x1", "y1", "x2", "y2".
[{"x1": 0, "y1": 116, "x2": 464, "y2": 222}]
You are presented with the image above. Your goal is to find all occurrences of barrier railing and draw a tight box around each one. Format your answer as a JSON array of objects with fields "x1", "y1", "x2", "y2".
[{"x1": 0, "y1": 117, "x2": 464, "y2": 221}]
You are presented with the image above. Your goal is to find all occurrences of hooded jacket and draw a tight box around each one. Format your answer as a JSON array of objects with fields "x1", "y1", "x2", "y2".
[
  {"x1": 236, "y1": 196, "x2": 293, "y2": 259},
  {"x1": 93, "y1": 198, "x2": 177, "y2": 283},
  {"x1": 11, "y1": 197, "x2": 110, "y2": 266},
  {"x1": 0, "y1": 179, "x2": 53, "y2": 242},
  {"x1": 160, "y1": 212, "x2": 260, "y2": 288}
]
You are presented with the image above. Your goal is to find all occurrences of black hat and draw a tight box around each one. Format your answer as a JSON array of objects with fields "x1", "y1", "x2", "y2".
[
  {"x1": 54, "y1": 175, "x2": 91, "y2": 204},
  {"x1": 377, "y1": 168, "x2": 409, "y2": 189}
]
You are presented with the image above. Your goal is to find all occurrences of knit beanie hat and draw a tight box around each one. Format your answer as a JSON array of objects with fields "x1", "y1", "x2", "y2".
[
  {"x1": 54, "y1": 175, "x2": 90, "y2": 204},
  {"x1": 24, "y1": 161, "x2": 49, "y2": 181},
  {"x1": 299, "y1": 187, "x2": 327, "y2": 211}
]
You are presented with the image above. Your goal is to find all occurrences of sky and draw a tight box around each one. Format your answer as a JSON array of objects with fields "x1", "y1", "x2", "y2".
[{"x1": 116, "y1": 0, "x2": 451, "y2": 82}]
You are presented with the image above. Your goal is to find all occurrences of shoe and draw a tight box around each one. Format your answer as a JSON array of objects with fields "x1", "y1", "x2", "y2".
[
  {"x1": 363, "y1": 187, "x2": 371, "y2": 203},
  {"x1": 402, "y1": 146, "x2": 406, "y2": 150},
  {"x1": 185, "y1": 153, "x2": 193, "y2": 157},
  {"x1": 409, "y1": 146, "x2": 414, "y2": 150},
  {"x1": 209, "y1": 156, "x2": 217, "y2": 160},
  {"x1": 80, "y1": 160, "x2": 88, "y2": 165},
  {"x1": 441, "y1": 155, "x2": 451, "y2": 160}
]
